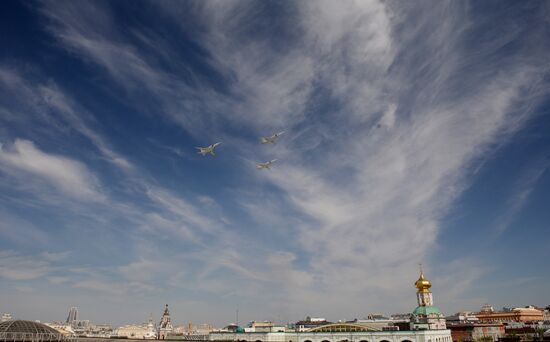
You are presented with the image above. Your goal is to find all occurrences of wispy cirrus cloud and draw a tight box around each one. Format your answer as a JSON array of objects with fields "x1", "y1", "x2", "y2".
[
  {"x1": 0, "y1": 139, "x2": 103, "y2": 201},
  {"x1": 0, "y1": 250, "x2": 68, "y2": 281},
  {"x1": 493, "y1": 155, "x2": 550, "y2": 235},
  {"x1": 0, "y1": 67, "x2": 133, "y2": 171},
  {"x1": 183, "y1": 1, "x2": 549, "y2": 315},
  {"x1": 38, "y1": 0, "x2": 229, "y2": 139}
]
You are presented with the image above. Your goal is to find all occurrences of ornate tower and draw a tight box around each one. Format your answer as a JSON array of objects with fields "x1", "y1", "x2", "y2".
[
  {"x1": 415, "y1": 267, "x2": 434, "y2": 306},
  {"x1": 410, "y1": 266, "x2": 447, "y2": 330},
  {"x1": 158, "y1": 304, "x2": 173, "y2": 339}
]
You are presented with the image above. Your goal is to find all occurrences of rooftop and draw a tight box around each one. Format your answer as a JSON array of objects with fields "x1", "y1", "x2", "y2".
[{"x1": 0, "y1": 320, "x2": 76, "y2": 342}]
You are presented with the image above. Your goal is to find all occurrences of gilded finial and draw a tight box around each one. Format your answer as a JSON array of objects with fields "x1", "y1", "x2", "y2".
[{"x1": 415, "y1": 263, "x2": 431, "y2": 292}]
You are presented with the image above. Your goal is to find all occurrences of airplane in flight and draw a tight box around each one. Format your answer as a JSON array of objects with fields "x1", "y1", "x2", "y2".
[
  {"x1": 260, "y1": 131, "x2": 284, "y2": 144},
  {"x1": 196, "y1": 142, "x2": 221, "y2": 156},
  {"x1": 256, "y1": 159, "x2": 277, "y2": 170}
]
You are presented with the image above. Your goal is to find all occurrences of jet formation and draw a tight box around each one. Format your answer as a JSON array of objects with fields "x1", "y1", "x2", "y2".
[{"x1": 198, "y1": 131, "x2": 284, "y2": 170}]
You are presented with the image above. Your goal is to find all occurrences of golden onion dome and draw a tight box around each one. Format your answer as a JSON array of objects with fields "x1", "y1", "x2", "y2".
[{"x1": 415, "y1": 271, "x2": 432, "y2": 292}]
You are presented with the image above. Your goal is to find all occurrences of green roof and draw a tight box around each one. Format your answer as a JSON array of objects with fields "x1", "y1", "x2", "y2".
[{"x1": 413, "y1": 306, "x2": 442, "y2": 316}]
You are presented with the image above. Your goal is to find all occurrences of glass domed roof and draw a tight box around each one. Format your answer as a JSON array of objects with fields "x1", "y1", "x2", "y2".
[
  {"x1": 0, "y1": 320, "x2": 74, "y2": 342},
  {"x1": 0, "y1": 320, "x2": 60, "y2": 334}
]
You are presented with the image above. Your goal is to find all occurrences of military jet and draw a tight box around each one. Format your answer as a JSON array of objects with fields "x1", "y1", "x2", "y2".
[
  {"x1": 260, "y1": 131, "x2": 285, "y2": 144},
  {"x1": 196, "y1": 142, "x2": 221, "y2": 156},
  {"x1": 256, "y1": 159, "x2": 277, "y2": 170}
]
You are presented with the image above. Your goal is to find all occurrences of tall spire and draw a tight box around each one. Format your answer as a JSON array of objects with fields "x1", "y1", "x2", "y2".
[{"x1": 158, "y1": 304, "x2": 173, "y2": 340}]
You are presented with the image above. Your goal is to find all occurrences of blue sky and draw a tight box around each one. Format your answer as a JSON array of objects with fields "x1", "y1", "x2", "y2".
[{"x1": 1, "y1": 0, "x2": 549, "y2": 327}]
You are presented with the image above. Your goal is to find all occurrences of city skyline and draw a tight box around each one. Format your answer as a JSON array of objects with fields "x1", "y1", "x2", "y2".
[{"x1": 1, "y1": 0, "x2": 550, "y2": 327}]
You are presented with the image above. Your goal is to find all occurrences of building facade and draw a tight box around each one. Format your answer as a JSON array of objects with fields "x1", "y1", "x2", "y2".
[
  {"x1": 445, "y1": 312, "x2": 479, "y2": 324},
  {"x1": 295, "y1": 318, "x2": 332, "y2": 332},
  {"x1": 45, "y1": 322, "x2": 75, "y2": 337},
  {"x1": 447, "y1": 323, "x2": 505, "y2": 342},
  {"x1": 210, "y1": 327, "x2": 452, "y2": 342},
  {"x1": 476, "y1": 306, "x2": 544, "y2": 323},
  {"x1": 117, "y1": 315, "x2": 156, "y2": 339}
]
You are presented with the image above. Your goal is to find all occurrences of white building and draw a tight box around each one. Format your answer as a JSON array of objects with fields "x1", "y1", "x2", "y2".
[
  {"x1": 117, "y1": 315, "x2": 156, "y2": 339},
  {"x1": 246, "y1": 322, "x2": 286, "y2": 333},
  {"x1": 117, "y1": 324, "x2": 156, "y2": 339},
  {"x1": 295, "y1": 318, "x2": 331, "y2": 332},
  {"x1": 210, "y1": 327, "x2": 451, "y2": 342},
  {"x1": 1, "y1": 314, "x2": 12, "y2": 322},
  {"x1": 45, "y1": 323, "x2": 75, "y2": 336},
  {"x1": 445, "y1": 312, "x2": 479, "y2": 323}
]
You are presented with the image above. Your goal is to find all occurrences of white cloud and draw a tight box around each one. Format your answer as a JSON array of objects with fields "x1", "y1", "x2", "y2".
[
  {"x1": 0, "y1": 212, "x2": 50, "y2": 246},
  {"x1": 39, "y1": 86, "x2": 134, "y2": 171},
  {"x1": 0, "y1": 139, "x2": 103, "y2": 201},
  {"x1": 379, "y1": 104, "x2": 397, "y2": 128},
  {"x1": 0, "y1": 251, "x2": 54, "y2": 281},
  {"x1": 0, "y1": 67, "x2": 133, "y2": 171}
]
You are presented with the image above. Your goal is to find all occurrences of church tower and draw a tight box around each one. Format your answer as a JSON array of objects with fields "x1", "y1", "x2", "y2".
[
  {"x1": 416, "y1": 267, "x2": 434, "y2": 306},
  {"x1": 158, "y1": 304, "x2": 173, "y2": 339},
  {"x1": 410, "y1": 266, "x2": 446, "y2": 330}
]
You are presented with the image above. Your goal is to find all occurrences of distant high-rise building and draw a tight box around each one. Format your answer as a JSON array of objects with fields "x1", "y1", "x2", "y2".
[
  {"x1": 1, "y1": 313, "x2": 12, "y2": 322},
  {"x1": 66, "y1": 307, "x2": 78, "y2": 324}
]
